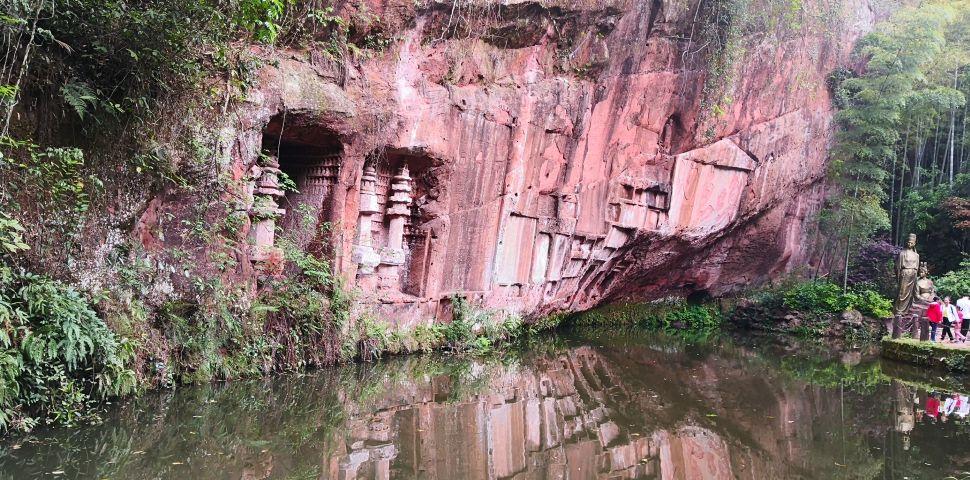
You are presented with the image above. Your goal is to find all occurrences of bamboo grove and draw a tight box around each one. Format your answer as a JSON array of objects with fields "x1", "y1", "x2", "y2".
[{"x1": 827, "y1": 0, "x2": 970, "y2": 286}]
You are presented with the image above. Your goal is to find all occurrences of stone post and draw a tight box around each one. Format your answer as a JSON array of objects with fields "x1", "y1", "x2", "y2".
[
  {"x1": 352, "y1": 164, "x2": 381, "y2": 275},
  {"x1": 892, "y1": 315, "x2": 901, "y2": 339},
  {"x1": 909, "y1": 314, "x2": 918, "y2": 338},
  {"x1": 371, "y1": 444, "x2": 397, "y2": 480},
  {"x1": 382, "y1": 164, "x2": 412, "y2": 266},
  {"x1": 919, "y1": 317, "x2": 930, "y2": 341},
  {"x1": 249, "y1": 155, "x2": 286, "y2": 266}
]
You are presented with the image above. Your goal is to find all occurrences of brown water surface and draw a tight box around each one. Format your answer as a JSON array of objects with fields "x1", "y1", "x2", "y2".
[{"x1": 1, "y1": 330, "x2": 968, "y2": 479}]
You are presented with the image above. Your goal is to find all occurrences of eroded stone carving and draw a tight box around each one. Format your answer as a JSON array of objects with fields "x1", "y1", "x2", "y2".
[
  {"x1": 353, "y1": 163, "x2": 382, "y2": 275},
  {"x1": 248, "y1": 154, "x2": 286, "y2": 268},
  {"x1": 381, "y1": 165, "x2": 413, "y2": 267}
]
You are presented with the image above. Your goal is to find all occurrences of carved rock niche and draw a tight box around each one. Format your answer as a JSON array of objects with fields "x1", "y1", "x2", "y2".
[
  {"x1": 249, "y1": 112, "x2": 343, "y2": 273},
  {"x1": 353, "y1": 148, "x2": 442, "y2": 298}
]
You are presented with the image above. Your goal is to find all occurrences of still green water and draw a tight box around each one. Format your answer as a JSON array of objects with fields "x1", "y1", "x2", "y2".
[{"x1": 0, "y1": 330, "x2": 968, "y2": 479}]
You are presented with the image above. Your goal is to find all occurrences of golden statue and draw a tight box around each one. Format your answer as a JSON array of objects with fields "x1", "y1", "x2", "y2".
[
  {"x1": 894, "y1": 234, "x2": 920, "y2": 315},
  {"x1": 915, "y1": 263, "x2": 936, "y2": 303}
]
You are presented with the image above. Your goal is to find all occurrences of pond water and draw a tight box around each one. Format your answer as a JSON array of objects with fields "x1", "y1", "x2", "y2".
[{"x1": 1, "y1": 329, "x2": 969, "y2": 479}]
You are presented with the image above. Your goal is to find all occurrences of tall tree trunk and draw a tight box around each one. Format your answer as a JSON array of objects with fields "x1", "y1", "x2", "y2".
[
  {"x1": 960, "y1": 99, "x2": 968, "y2": 174},
  {"x1": 914, "y1": 126, "x2": 926, "y2": 189},
  {"x1": 895, "y1": 122, "x2": 911, "y2": 245},
  {"x1": 932, "y1": 118, "x2": 943, "y2": 187},
  {"x1": 843, "y1": 184, "x2": 859, "y2": 292},
  {"x1": 950, "y1": 68, "x2": 960, "y2": 186},
  {"x1": 0, "y1": 2, "x2": 43, "y2": 138},
  {"x1": 843, "y1": 231, "x2": 852, "y2": 291},
  {"x1": 890, "y1": 149, "x2": 897, "y2": 239}
]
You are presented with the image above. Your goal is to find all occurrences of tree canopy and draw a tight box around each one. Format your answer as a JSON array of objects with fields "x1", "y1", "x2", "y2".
[{"x1": 829, "y1": 0, "x2": 970, "y2": 286}]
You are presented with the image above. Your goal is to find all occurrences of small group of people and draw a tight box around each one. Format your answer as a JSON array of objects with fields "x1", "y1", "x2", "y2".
[
  {"x1": 922, "y1": 391, "x2": 970, "y2": 423},
  {"x1": 926, "y1": 295, "x2": 970, "y2": 342}
]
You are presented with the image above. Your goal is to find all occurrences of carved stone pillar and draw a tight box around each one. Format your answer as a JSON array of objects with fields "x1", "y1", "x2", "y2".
[
  {"x1": 382, "y1": 165, "x2": 412, "y2": 266},
  {"x1": 353, "y1": 164, "x2": 381, "y2": 275},
  {"x1": 249, "y1": 155, "x2": 286, "y2": 266}
]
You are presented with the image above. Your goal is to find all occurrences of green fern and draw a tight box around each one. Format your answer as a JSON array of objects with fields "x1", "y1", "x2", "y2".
[
  {"x1": 0, "y1": 268, "x2": 136, "y2": 432},
  {"x1": 60, "y1": 81, "x2": 98, "y2": 120}
]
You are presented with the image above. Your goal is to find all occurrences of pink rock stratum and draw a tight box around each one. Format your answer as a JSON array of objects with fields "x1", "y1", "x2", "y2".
[{"x1": 135, "y1": 0, "x2": 892, "y2": 324}]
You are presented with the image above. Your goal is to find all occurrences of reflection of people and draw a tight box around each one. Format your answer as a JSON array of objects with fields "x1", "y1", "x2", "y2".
[
  {"x1": 926, "y1": 392, "x2": 941, "y2": 420},
  {"x1": 944, "y1": 394, "x2": 959, "y2": 416},
  {"x1": 957, "y1": 395, "x2": 970, "y2": 418},
  {"x1": 895, "y1": 234, "x2": 921, "y2": 314},
  {"x1": 928, "y1": 298, "x2": 944, "y2": 342}
]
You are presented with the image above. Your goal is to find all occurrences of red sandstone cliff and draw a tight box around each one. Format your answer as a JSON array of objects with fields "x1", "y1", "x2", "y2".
[{"x1": 133, "y1": 0, "x2": 894, "y2": 323}]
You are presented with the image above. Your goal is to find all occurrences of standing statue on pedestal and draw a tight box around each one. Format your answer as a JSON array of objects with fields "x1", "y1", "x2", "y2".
[{"x1": 894, "y1": 234, "x2": 921, "y2": 315}]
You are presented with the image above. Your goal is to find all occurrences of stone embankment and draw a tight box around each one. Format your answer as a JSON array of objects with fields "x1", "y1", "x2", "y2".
[{"x1": 882, "y1": 337, "x2": 970, "y2": 372}]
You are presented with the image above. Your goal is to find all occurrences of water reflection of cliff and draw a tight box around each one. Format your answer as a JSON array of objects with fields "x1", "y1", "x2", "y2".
[{"x1": 0, "y1": 335, "x2": 895, "y2": 479}]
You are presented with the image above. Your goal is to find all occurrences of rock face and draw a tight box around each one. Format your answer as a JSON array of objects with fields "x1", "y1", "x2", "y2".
[{"x1": 136, "y1": 0, "x2": 891, "y2": 324}]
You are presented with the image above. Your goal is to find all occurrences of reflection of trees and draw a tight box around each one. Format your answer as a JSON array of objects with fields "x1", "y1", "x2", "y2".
[
  {"x1": 5, "y1": 331, "x2": 970, "y2": 479},
  {"x1": 0, "y1": 355, "x2": 508, "y2": 479}
]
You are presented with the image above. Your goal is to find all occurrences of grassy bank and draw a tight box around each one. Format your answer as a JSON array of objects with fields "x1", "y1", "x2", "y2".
[{"x1": 881, "y1": 337, "x2": 970, "y2": 372}]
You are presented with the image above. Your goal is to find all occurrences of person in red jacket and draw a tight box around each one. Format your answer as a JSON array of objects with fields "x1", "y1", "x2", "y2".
[{"x1": 927, "y1": 297, "x2": 944, "y2": 342}]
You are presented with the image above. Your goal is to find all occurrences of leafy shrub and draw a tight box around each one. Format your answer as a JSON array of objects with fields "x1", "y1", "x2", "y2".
[
  {"x1": 0, "y1": 212, "x2": 29, "y2": 256},
  {"x1": 568, "y1": 300, "x2": 723, "y2": 336},
  {"x1": 853, "y1": 288, "x2": 894, "y2": 319},
  {"x1": 411, "y1": 324, "x2": 446, "y2": 354},
  {"x1": 0, "y1": 270, "x2": 136, "y2": 432},
  {"x1": 252, "y1": 242, "x2": 350, "y2": 370},
  {"x1": 782, "y1": 280, "x2": 892, "y2": 319},
  {"x1": 936, "y1": 258, "x2": 970, "y2": 299},
  {"x1": 783, "y1": 281, "x2": 846, "y2": 313},
  {"x1": 440, "y1": 295, "x2": 525, "y2": 353},
  {"x1": 526, "y1": 311, "x2": 569, "y2": 335}
]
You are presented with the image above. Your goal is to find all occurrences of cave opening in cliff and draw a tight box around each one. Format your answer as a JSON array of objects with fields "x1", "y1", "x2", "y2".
[
  {"x1": 660, "y1": 113, "x2": 687, "y2": 155},
  {"x1": 363, "y1": 148, "x2": 442, "y2": 297},
  {"x1": 686, "y1": 289, "x2": 711, "y2": 304},
  {"x1": 260, "y1": 112, "x2": 343, "y2": 246}
]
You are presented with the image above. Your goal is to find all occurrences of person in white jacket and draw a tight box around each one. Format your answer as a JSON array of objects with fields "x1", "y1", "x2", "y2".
[{"x1": 943, "y1": 297, "x2": 963, "y2": 342}]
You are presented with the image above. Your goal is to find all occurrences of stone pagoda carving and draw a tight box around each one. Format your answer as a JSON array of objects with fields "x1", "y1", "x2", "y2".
[
  {"x1": 248, "y1": 154, "x2": 286, "y2": 267},
  {"x1": 381, "y1": 165, "x2": 413, "y2": 266},
  {"x1": 353, "y1": 163, "x2": 382, "y2": 275}
]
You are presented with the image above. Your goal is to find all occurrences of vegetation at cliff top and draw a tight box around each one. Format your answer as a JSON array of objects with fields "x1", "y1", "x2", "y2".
[{"x1": 827, "y1": 0, "x2": 970, "y2": 289}]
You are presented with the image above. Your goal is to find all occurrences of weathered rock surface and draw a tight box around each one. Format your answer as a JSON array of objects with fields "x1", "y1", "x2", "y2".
[{"x1": 134, "y1": 0, "x2": 894, "y2": 324}]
